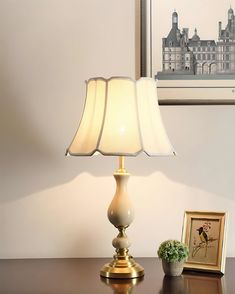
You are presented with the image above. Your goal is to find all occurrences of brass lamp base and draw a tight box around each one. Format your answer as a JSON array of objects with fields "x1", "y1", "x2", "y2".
[{"x1": 100, "y1": 254, "x2": 144, "y2": 279}]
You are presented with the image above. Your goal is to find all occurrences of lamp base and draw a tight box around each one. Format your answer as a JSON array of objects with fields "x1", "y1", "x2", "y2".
[
  {"x1": 100, "y1": 254, "x2": 144, "y2": 279},
  {"x1": 101, "y1": 157, "x2": 144, "y2": 279}
]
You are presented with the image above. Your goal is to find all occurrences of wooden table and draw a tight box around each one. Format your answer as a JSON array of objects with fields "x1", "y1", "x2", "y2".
[{"x1": 0, "y1": 258, "x2": 233, "y2": 293}]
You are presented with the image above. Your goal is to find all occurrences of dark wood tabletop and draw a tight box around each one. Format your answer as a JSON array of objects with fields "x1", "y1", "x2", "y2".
[{"x1": 0, "y1": 258, "x2": 234, "y2": 293}]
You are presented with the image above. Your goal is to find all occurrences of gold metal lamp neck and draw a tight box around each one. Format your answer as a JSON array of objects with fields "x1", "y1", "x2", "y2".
[{"x1": 117, "y1": 156, "x2": 127, "y2": 174}]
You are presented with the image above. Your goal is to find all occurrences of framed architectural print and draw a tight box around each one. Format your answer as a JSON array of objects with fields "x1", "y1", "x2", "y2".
[
  {"x1": 140, "y1": 0, "x2": 235, "y2": 104},
  {"x1": 182, "y1": 211, "x2": 228, "y2": 274}
]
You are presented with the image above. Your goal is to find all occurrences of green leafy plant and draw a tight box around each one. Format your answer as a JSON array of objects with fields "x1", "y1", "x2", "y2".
[{"x1": 157, "y1": 240, "x2": 189, "y2": 263}]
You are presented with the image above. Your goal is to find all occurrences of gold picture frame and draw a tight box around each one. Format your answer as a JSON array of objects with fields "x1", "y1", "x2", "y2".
[{"x1": 182, "y1": 211, "x2": 228, "y2": 274}]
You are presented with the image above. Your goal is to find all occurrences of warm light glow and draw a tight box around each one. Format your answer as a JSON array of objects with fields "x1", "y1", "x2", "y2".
[{"x1": 66, "y1": 77, "x2": 175, "y2": 157}]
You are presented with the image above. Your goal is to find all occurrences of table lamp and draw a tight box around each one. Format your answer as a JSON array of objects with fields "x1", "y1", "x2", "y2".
[{"x1": 66, "y1": 77, "x2": 175, "y2": 279}]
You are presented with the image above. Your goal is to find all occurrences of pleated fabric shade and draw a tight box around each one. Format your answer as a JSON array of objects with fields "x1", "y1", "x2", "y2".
[{"x1": 66, "y1": 77, "x2": 175, "y2": 157}]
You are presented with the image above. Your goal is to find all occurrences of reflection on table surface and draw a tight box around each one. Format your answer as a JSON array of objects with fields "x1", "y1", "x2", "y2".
[
  {"x1": 159, "y1": 272, "x2": 225, "y2": 294},
  {"x1": 101, "y1": 272, "x2": 224, "y2": 294},
  {"x1": 101, "y1": 276, "x2": 144, "y2": 294},
  {"x1": 0, "y1": 258, "x2": 232, "y2": 293},
  {"x1": 183, "y1": 272, "x2": 225, "y2": 294}
]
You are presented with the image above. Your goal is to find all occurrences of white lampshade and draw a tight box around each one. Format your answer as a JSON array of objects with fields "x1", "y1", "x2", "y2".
[{"x1": 66, "y1": 77, "x2": 175, "y2": 157}]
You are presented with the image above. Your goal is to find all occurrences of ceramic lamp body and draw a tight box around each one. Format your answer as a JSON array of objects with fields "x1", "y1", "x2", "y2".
[
  {"x1": 100, "y1": 165, "x2": 144, "y2": 278},
  {"x1": 108, "y1": 172, "x2": 134, "y2": 228},
  {"x1": 108, "y1": 172, "x2": 133, "y2": 251}
]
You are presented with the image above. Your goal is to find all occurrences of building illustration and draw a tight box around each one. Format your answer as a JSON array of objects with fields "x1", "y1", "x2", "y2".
[{"x1": 158, "y1": 8, "x2": 235, "y2": 76}]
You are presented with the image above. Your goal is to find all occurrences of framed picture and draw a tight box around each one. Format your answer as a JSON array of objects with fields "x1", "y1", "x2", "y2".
[
  {"x1": 140, "y1": 0, "x2": 235, "y2": 104},
  {"x1": 182, "y1": 211, "x2": 228, "y2": 274}
]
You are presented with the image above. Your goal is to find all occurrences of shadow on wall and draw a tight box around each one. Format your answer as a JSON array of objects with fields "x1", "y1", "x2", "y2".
[
  {"x1": 0, "y1": 75, "x2": 56, "y2": 202},
  {"x1": 1, "y1": 65, "x2": 235, "y2": 206},
  {"x1": 1, "y1": 0, "x2": 235, "y2": 205},
  {"x1": 0, "y1": 0, "x2": 136, "y2": 204},
  {"x1": 0, "y1": 68, "x2": 115, "y2": 203}
]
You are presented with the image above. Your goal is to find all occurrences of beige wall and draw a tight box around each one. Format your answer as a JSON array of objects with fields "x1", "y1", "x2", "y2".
[{"x1": 1, "y1": 0, "x2": 235, "y2": 258}]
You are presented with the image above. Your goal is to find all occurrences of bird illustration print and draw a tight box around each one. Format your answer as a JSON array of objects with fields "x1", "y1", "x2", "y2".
[
  {"x1": 191, "y1": 221, "x2": 218, "y2": 258},
  {"x1": 197, "y1": 227, "x2": 209, "y2": 244}
]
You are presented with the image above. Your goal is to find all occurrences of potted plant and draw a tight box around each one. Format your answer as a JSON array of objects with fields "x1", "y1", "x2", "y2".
[{"x1": 157, "y1": 240, "x2": 189, "y2": 276}]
